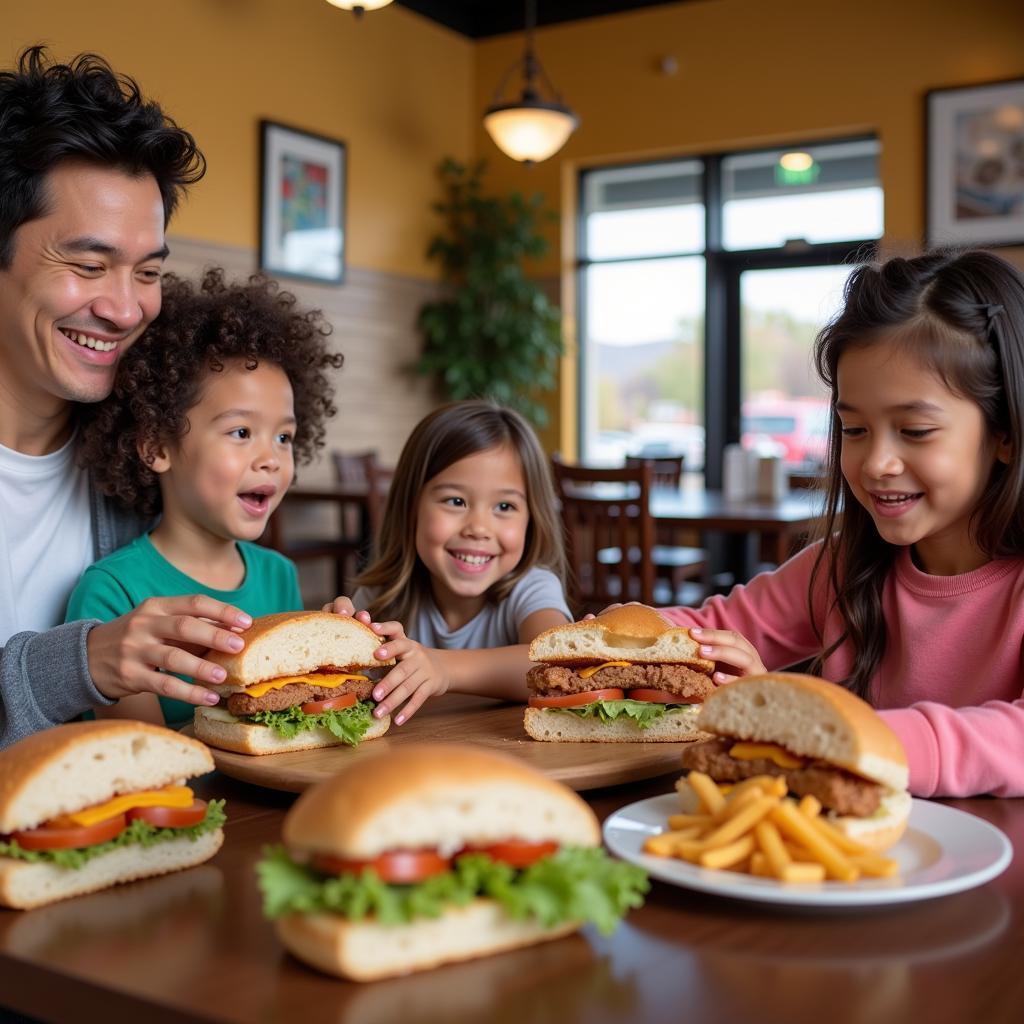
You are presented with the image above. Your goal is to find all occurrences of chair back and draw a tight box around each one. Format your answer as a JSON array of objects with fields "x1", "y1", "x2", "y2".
[
  {"x1": 625, "y1": 454, "x2": 684, "y2": 488},
  {"x1": 551, "y1": 459, "x2": 655, "y2": 614},
  {"x1": 331, "y1": 450, "x2": 392, "y2": 535}
]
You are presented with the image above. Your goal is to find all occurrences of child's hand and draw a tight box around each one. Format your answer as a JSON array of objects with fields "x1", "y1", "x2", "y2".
[
  {"x1": 369, "y1": 622, "x2": 449, "y2": 726},
  {"x1": 689, "y1": 626, "x2": 766, "y2": 684},
  {"x1": 321, "y1": 595, "x2": 373, "y2": 627}
]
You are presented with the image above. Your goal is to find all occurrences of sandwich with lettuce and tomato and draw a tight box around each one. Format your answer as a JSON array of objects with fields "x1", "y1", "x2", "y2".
[
  {"x1": 257, "y1": 743, "x2": 648, "y2": 981},
  {"x1": 0, "y1": 721, "x2": 225, "y2": 909},
  {"x1": 193, "y1": 611, "x2": 394, "y2": 756},
  {"x1": 524, "y1": 605, "x2": 716, "y2": 742}
]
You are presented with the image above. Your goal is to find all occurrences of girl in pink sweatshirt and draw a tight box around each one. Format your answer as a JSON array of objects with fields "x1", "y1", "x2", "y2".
[{"x1": 662, "y1": 249, "x2": 1024, "y2": 798}]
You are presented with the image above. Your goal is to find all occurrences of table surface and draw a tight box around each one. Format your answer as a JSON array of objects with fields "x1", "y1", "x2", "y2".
[
  {"x1": 1, "y1": 759, "x2": 1021, "y2": 1024},
  {"x1": 649, "y1": 487, "x2": 826, "y2": 529}
]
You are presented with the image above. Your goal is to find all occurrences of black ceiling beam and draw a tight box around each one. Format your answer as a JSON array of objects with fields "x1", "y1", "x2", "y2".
[{"x1": 395, "y1": 0, "x2": 697, "y2": 39}]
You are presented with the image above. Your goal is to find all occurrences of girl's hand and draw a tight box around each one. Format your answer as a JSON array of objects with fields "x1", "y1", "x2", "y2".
[
  {"x1": 370, "y1": 621, "x2": 449, "y2": 725},
  {"x1": 321, "y1": 596, "x2": 373, "y2": 627},
  {"x1": 86, "y1": 596, "x2": 253, "y2": 705},
  {"x1": 689, "y1": 626, "x2": 766, "y2": 684}
]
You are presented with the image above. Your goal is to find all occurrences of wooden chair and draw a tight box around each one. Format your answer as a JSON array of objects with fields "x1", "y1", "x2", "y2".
[
  {"x1": 624, "y1": 454, "x2": 708, "y2": 604},
  {"x1": 625, "y1": 454, "x2": 685, "y2": 488},
  {"x1": 551, "y1": 459, "x2": 707, "y2": 616}
]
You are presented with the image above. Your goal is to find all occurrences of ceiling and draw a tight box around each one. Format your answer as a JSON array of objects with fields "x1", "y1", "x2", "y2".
[{"x1": 395, "y1": 1, "x2": 695, "y2": 39}]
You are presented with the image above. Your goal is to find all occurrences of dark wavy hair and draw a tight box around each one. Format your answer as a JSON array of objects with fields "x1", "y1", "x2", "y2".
[
  {"x1": 809, "y1": 249, "x2": 1024, "y2": 699},
  {"x1": 0, "y1": 45, "x2": 205, "y2": 266},
  {"x1": 79, "y1": 268, "x2": 343, "y2": 516},
  {"x1": 355, "y1": 400, "x2": 568, "y2": 625}
]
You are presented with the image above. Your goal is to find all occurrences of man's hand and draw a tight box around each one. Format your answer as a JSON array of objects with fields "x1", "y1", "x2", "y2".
[{"x1": 87, "y1": 596, "x2": 253, "y2": 706}]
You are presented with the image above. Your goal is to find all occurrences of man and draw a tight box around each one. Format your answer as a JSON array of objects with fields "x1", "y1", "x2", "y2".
[{"x1": 0, "y1": 46, "x2": 252, "y2": 747}]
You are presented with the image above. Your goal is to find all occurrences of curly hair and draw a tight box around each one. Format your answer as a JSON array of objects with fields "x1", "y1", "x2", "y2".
[
  {"x1": 79, "y1": 268, "x2": 343, "y2": 516},
  {"x1": 0, "y1": 46, "x2": 205, "y2": 267}
]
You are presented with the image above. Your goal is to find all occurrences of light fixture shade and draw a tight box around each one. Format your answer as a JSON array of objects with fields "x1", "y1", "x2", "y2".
[
  {"x1": 324, "y1": 0, "x2": 394, "y2": 10},
  {"x1": 483, "y1": 101, "x2": 579, "y2": 163}
]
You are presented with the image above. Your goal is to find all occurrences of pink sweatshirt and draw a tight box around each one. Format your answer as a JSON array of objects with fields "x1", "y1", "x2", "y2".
[{"x1": 661, "y1": 541, "x2": 1024, "y2": 798}]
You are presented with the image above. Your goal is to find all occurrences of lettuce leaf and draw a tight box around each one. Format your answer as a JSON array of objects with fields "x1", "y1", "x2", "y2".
[
  {"x1": 0, "y1": 799, "x2": 226, "y2": 870},
  {"x1": 257, "y1": 845, "x2": 648, "y2": 936},
  {"x1": 247, "y1": 699, "x2": 375, "y2": 745},
  {"x1": 547, "y1": 699, "x2": 698, "y2": 730}
]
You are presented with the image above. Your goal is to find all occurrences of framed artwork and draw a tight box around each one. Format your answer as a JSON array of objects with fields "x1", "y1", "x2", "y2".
[
  {"x1": 926, "y1": 78, "x2": 1024, "y2": 247},
  {"x1": 259, "y1": 120, "x2": 346, "y2": 283}
]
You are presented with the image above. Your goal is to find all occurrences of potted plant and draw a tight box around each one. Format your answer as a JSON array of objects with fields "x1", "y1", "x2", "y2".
[{"x1": 416, "y1": 158, "x2": 563, "y2": 426}]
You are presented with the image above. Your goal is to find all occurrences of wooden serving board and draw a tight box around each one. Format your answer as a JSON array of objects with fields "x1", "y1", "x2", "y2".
[{"x1": 185, "y1": 694, "x2": 688, "y2": 793}]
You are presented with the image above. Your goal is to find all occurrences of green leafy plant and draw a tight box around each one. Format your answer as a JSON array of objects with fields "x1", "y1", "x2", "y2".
[{"x1": 416, "y1": 158, "x2": 563, "y2": 426}]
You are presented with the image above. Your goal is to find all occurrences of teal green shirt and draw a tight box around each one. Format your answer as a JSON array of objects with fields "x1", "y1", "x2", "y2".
[{"x1": 65, "y1": 534, "x2": 303, "y2": 726}]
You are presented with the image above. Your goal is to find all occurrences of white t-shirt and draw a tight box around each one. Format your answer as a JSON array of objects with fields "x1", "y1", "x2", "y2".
[{"x1": 0, "y1": 435, "x2": 93, "y2": 644}]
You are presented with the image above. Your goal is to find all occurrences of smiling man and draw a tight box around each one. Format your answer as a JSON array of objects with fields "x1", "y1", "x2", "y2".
[{"x1": 0, "y1": 47, "x2": 255, "y2": 747}]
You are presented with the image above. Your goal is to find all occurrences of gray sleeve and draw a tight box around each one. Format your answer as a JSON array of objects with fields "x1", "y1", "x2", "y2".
[
  {"x1": 0, "y1": 621, "x2": 115, "y2": 749},
  {"x1": 506, "y1": 569, "x2": 573, "y2": 635}
]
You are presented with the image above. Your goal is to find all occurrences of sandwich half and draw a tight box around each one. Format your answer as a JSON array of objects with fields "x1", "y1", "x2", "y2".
[
  {"x1": 193, "y1": 611, "x2": 394, "y2": 755},
  {"x1": 0, "y1": 721, "x2": 224, "y2": 909},
  {"x1": 682, "y1": 672, "x2": 911, "y2": 851},
  {"x1": 257, "y1": 744, "x2": 648, "y2": 980},
  {"x1": 525, "y1": 605, "x2": 716, "y2": 742}
]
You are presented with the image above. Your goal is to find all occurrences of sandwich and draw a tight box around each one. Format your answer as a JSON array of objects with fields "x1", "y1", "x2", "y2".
[
  {"x1": 193, "y1": 611, "x2": 394, "y2": 756},
  {"x1": 524, "y1": 604, "x2": 716, "y2": 742},
  {"x1": 680, "y1": 672, "x2": 911, "y2": 851},
  {"x1": 0, "y1": 721, "x2": 225, "y2": 909},
  {"x1": 256, "y1": 743, "x2": 648, "y2": 980}
]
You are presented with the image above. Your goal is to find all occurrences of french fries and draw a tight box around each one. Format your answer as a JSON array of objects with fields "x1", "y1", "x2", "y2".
[{"x1": 643, "y1": 771, "x2": 899, "y2": 885}]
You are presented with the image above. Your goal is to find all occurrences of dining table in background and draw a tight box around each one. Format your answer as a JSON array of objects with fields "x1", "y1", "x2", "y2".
[{"x1": 0, "y1": 701, "x2": 1020, "y2": 1024}]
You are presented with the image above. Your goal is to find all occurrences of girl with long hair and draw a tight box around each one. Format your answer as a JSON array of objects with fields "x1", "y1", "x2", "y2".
[
  {"x1": 330, "y1": 400, "x2": 571, "y2": 725},
  {"x1": 658, "y1": 248, "x2": 1024, "y2": 797}
]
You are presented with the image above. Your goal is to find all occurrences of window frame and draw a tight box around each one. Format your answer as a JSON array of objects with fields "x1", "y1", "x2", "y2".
[{"x1": 576, "y1": 138, "x2": 880, "y2": 487}]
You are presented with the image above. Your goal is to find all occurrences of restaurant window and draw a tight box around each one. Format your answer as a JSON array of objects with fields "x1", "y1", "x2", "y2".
[{"x1": 578, "y1": 139, "x2": 882, "y2": 481}]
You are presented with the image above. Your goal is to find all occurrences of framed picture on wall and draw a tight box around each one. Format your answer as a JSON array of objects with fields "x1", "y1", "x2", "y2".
[
  {"x1": 259, "y1": 120, "x2": 346, "y2": 284},
  {"x1": 926, "y1": 78, "x2": 1024, "y2": 247}
]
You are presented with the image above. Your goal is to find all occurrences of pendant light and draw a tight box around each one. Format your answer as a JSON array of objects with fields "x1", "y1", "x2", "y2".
[
  {"x1": 324, "y1": 0, "x2": 394, "y2": 14},
  {"x1": 483, "y1": 0, "x2": 579, "y2": 164}
]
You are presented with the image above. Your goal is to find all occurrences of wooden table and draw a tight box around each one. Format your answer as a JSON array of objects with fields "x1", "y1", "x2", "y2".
[
  {"x1": 1, "y1": 773, "x2": 1020, "y2": 1024},
  {"x1": 650, "y1": 488, "x2": 827, "y2": 567}
]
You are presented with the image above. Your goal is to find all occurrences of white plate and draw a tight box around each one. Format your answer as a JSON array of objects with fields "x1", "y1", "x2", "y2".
[{"x1": 603, "y1": 794, "x2": 1013, "y2": 907}]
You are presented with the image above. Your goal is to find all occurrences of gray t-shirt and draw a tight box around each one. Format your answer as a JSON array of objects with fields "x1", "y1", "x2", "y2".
[{"x1": 353, "y1": 567, "x2": 571, "y2": 649}]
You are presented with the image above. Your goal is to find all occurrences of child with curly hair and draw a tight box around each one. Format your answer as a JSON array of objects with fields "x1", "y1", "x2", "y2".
[{"x1": 65, "y1": 267, "x2": 343, "y2": 726}]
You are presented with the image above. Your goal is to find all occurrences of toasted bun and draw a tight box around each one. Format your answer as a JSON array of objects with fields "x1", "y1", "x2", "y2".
[
  {"x1": 192, "y1": 706, "x2": 390, "y2": 755},
  {"x1": 205, "y1": 611, "x2": 394, "y2": 692},
  {"x1": 0, "y1": 721, "x2": 214, "y2": 834},
  {"x1": 0, "y1": 829, "x2": 223, "y2": 910},
  {"x1": 696, "y1": 673, "x2": 909, "y2": 792},
  {"x1": 528, "y1": 605, "x2": 714, "y2": 673},
  {"x1": 674, "y1": 776, "x2": 910, "y2": 852},
  {"x1": 283, "y1": 744, "x2": 600, "y2": 858},
  {"x1": 523, "y1": 706, "x2": 711, "y2": 744},
  {"x1": 276, "y1": 900, "x2": 578, "y2": 981}
]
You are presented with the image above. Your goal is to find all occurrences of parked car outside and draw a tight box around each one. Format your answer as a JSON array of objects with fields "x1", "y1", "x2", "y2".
[{"x1": 742, "y1": 397, "x2": 830, "y2": 466}]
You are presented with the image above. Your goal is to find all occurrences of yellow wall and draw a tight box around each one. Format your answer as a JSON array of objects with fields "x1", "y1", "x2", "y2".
[
  {"x1": 2, "y1": 0, "x2": 474, "y2": 279},
  {"x1": 476, "y1": 0, "x2": 1024, "y2": 271},
  {"x1": 474, "y1": 0, "x2": 1024, "y2": 448}
]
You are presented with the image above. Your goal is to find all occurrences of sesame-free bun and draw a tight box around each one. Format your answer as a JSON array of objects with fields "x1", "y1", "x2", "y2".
[
  {"x1": 528, "y1": 605, "x2": 714, "y2": 673},
  {"x1": 205, "y1": 611, "x2": 394, "y2": 693},
  {"x1": 523, "y1": 706, "x2": 710, "y2": 744},
  {"x1": 192, "y1": 705, "x2": 390, "y2": 755},
  {"x1": 0, "y1": 721, "x2": 214, "y2": 834},
  {"x1": 283, "y1": 744, "x2": 600, "y2": 860},
  {"x1": 0, "y1": 830, "x2": 223, "y2": 911},
  {"x1": 276, "y1": 901, "x2": 578, "y2": 982},
  {"x1": 696, "y1": 673, "x2": 909, "y2": 792}
]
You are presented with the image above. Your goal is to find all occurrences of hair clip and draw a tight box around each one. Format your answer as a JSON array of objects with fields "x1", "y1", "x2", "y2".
[{"x1": 983, "y1": 303, "x2": 1004, "y2": 323}]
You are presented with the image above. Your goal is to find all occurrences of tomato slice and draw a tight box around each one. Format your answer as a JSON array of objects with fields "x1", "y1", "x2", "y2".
[
  {"x1": 12, "y1": 813, "x2": 128, "y2": 851},
  {"x1": 300, "y1": 692, "x2": 358, "y2": 715},
  {"x1": 126, "y1": 799, "x2": 209, "y2": 829},
  {"x1": 312, "y1": 849, "x2": 452, "y2": 883},
  {"x1": 461, "y1": 839, "x2": 559, "y2": 868},
  {"x1": 627, "y1": 688, "x2": 684, "y2": 703},
  {"x1": 527, "y1": 688, "x2": 625, "y2": 708}
]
